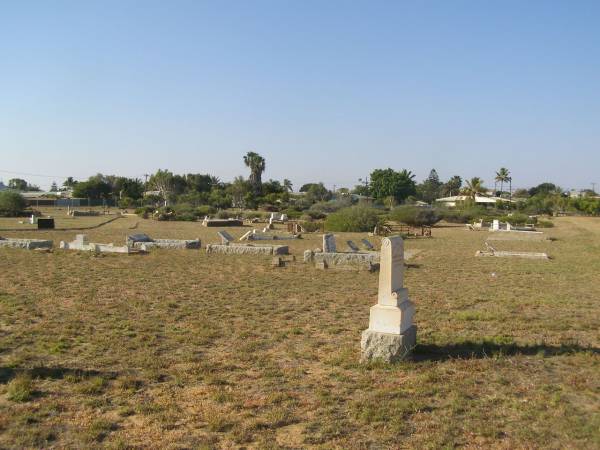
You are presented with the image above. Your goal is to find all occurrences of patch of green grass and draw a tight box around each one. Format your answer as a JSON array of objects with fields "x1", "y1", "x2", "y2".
[{"x1": 6, "y1": 374, "x2": 34, "y2": 402}]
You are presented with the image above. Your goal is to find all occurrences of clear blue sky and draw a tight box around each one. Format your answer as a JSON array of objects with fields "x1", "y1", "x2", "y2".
[{"x1": 2, "y1": 1, "x2": 599, "y2": 191}]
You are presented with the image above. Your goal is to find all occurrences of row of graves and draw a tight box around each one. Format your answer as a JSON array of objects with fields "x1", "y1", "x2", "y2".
[{"x1": 469, "y1": 219, "x2": 552, "y2": 260}]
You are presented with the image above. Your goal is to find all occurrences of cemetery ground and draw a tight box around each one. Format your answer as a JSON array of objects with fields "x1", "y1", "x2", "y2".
[{"x1": 0, "y1": 211, "x2": 599, "y2": 448}]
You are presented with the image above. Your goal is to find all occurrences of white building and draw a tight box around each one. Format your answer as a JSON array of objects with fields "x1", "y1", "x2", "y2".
[{"x1": 435, "y1": 195, "x2": 515, "y2": 208}]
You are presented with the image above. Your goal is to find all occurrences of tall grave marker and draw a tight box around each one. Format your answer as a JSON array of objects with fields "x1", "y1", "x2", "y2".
[{"x1": 361, "y1": 236, "x2": 416, "y2": 362}]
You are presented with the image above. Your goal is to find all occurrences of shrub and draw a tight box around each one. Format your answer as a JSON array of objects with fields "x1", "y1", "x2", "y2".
[
  {"x1": 325, "y1": 206, "x2": 382, "y2": 232},
  {"x1": 537, "y1": 219, "x2": 554, "y2": 228},
  {"x1": 215, "y1": 210, "x2": 235, "y2": 219},
  {"x1": 118, "y1": 197, "x2": 136, "y2": 209},
  {"x1": 439, "y1": 207, "x2": 488, "y2": 224},
  {"x1": 195, "y1": 205, "x2": 217, "y2": 217},
  {"x1": 0, "y1": 191, "x2": 26, "y2": 217},
  {"x1": 7, "y1": 374, "x2": 34, "y2": 402},
  {"x1": 281, "y1": 208, "x2": 303, "y2": 219},
  {"x1": 300, "y1": 221, "x2": 323, "y2": 232},
  {"x1": 305, "y1": 210, "x2": 326, "y2": 220},
  {"x1": 309, "y1": 198, "x2": 353, "y2": 215},
  {"x1": 389, "y1": 206, "x2": 441, "y2": 226},
  {"x1": 498, "y1": 213, "x2": 530, "y2": 225}
]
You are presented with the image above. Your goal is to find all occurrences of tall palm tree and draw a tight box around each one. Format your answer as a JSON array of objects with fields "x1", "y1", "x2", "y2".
[
  {"x1": 462, "y1": 177, "x2": 486, "y2": 201},
  {"x1": 495, "y1": 168, "x2": 510, "y2": 196},
  {"x1": 243, "y1": 151, "x2": 266, "y2": 194},
  {"x1": 283, "y1": 179, "x2": 293, "y2": 192}
]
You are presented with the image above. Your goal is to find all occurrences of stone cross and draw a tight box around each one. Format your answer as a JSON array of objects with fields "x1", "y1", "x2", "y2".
[
  {"x1": 346, "y1": 240, "x2": 359, "y2": 252},
  {"x1": 217, "y1": 230, "x2": 234, "y2": 245},
  {"x1": 323, "y1": 233, "x2": 336, "y2": 253},
  {"x1": 361, "y1": 236, "x2": 416, "y2": 363}
]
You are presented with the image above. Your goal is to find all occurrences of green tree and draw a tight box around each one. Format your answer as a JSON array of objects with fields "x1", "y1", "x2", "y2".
[
  {"x1": 442, "y1": 175, "x2": 462, "y2": 197},
  {"x1": 72, "y1": 174, "x2": 112, "y2": 199},
  {"x1": 417, "y1": 169, "x2": 443, "y2": 203},
  {"x1": 243, "y1": 151, "x2": 266, "y2": 195},
  {"x1": 148, "y1": 169, "x2": 176, "y2": 206},
  {"x1": 306, "y1": 183, "x2": 331, "y2": 203},
  {"x1": 8, "y1": 178, "x2": 29, "y2": 191},
  {"x1": 283, "y1": 179, "x2": 293, "y2": 192},
  {"x1": 369, "y1": 168, "x2": 416, "y2": 204},
  {"x1": 63, "y1": 177, "x2": 77, "y2": 188},
  {"x1": 495, "y1": 168, "x2": 510, "y2": 195},
  {"x1": 228, "y1": 176, "x2": 252, "y2": 208},
  {"x1": 528, "y1": 183, "x2": 560, "y2": 197},
  {"x1": 0, "y1": 191, "x2": 26, "y2": 216},
  {"x1": 462, "y1": 177, "x2": 486, "y2": 200}
]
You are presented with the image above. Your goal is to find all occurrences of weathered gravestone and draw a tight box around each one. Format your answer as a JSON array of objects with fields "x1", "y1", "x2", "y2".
[
  {"x1": 361, "y1": 239, "x2": 375, "y2": 251},
  {"x1": 360, "y1": 236, "x2": 416, "y2": 363},
  {"x1": 217, "y1": 230, "x2": 234, "y2": 245},
  {"x1": 323, "y1": 233, "x2": 336, "y2": 253},
  {"x1": 347, "y1": 240, "x2": 360, "y2": 252}
]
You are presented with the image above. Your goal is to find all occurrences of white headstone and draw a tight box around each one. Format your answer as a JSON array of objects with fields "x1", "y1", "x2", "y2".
[
  {"x1": 377, "y1": 237, "x2": 406, "y2": 307},
  {"x1": 323, "y1": 234, "x2": 336, "y2": 253},
  {"x1": 492, "y1": 219, "x2": 500, "y2": 231},
  {"x1": 361, "y1": 235, "x2": 416, "y2": 362}
]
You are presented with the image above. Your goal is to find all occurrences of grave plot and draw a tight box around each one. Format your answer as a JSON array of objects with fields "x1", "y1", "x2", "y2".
[
  {"x1": 489, "y1": 219, "x2": 546, "y2": 239},
  {"x1": 476, "y1": 242, "x2": 550, "y2": 260},
  {"x1": 201, "y1": 217, "x2": 244, "y2": 227},
  {"x1": 205, "y1": 231, "x2": 289, "y2": 255},
  {"x1": 303, "y1": 234, "x2": 380, "y2": 270},
  {"x1": 0, "y1": 236, "x2": 53, "y2": 250},
  {"x1": 126, "y1": 233, "x2": 201, "y2": 249},
  {"x1": 239, "y1": 229, "x2": 300, "y2": 241},
  {"x1": 60, "y1": 234, "x2": 141, "y2": 254}
]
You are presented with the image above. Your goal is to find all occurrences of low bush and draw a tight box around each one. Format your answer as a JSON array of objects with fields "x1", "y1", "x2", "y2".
[
  {"x1": 389, "y1": 206, "x2": 441, "y2": 226},
  {"x1": 439, "y1": 207, "x2": 488, "y2": 224},
  {"x1": 7, "y1": 374, "x2": 34, "y2": 402},
  {"x1": 215, "y1": 210, "x2": 236, "y2": 219},
  {"x1": 195, "y1": 205, "x2": 217, "y2": 217},
  {"x1": 498, "y1": 213, "x2": 531, "y2": 225},
  {"x1": 300, "y1": 221, "x2": 323, "y2": 232},
  {"x1": 309, "y1": 198, "x2": 353, "y2": 215},
  {"x1": 135, "y1": 206, "x2": 154, "y2": 219},
  {"x1": 281, "y1": 208, "x2": 303, "y2": 219},
  {"x1": 325, "y1": 206, "x2": 382, "y2": 232},
  {"x1": 537, "y1": 219, "x2": 554, "y2": 228}
]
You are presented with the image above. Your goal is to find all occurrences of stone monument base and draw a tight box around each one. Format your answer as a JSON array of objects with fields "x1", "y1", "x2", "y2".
[{"x1": 360, "y1": 325, "x2": 417, "y2": 363}]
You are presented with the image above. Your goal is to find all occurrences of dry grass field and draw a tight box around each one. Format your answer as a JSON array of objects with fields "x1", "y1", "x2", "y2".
[{"x1": 1, "y1": 211, "x2": 599, "y2": 448}]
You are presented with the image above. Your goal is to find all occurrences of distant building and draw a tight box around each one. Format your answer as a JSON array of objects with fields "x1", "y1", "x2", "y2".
[{"x1": 435, "y1": 195, "x2": 515, "y2": 208}]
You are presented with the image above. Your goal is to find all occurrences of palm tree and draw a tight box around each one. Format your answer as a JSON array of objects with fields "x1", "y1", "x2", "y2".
[
  {"x1": 462, "y1": 177, "x2": 486, "y2": 201},
  {"x1": 495, "y1": 168, "x2": 510, "y2": 196},
  {"x1": 283, "y1": 179, "x2": 293, "y2": 193},
  {"x1": 243, "y1": 151, "x2": 266, "y2": 194}
]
